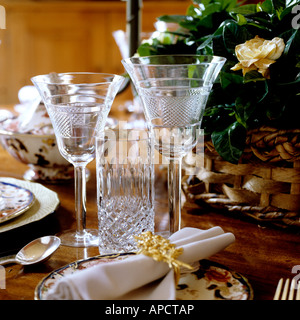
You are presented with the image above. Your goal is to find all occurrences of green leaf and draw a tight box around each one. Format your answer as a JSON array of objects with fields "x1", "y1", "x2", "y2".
[
  {"x1": 220, "y1": 71, "x2": 244, "y2": 89},
  {"x1": 221, "y1": 0, "x2": 239, "y2": 11},
  {"x1": 271, "y1": 0, "x2": 287, "y2": 18},
  {"x1": 222, "y1": 22, "x2": 240, "y2": 54},
  {"x1": 245, "y1": 12, "x2": 274, "y2": 30},
  {"x1": 192, "y1": 0, "x2": 206, "y2": 5},
  {"x1": 197, "y1": 40, "x2": 214, "y2": 55},
  {"x1": 278, "y1": 74, "x2": 300, "y2": 85},
  {"x1": 193, "y1": 0, "x2": 211, "y2": 7},
  {"x1": 196, "y1": 34, "x2": 214, "y2": 51},
  {"x1": 180, "y1": 17, "x2": 203, "y2": 31},
  {"x1": 137, "y1": 43, "x2": 157, "y2": 56},
  {"x1": 271, "y1": 0, "x2": 286, "y2": 11},
  {"x1": 202, "y1": 3, "x2": 223, "y2": 16},
  {"x1": 230, "y1": 4, "x2": 257, "y2": 15},
  {"x1": 158, "y1": 15, "x2": 186, "y2": 24},
  {"x1": 284, "y1": 29, "x2": 300, "y2": 57},
  {"x1": 158, "y1": 14, "x2": 202, "y2": 32},
  {"x1": 257, "y1": 0, "x2": 274, "y2": 13},
  {"x1": 222, "y1": 21, "x2": 252, "y2": 54},
  {"x1": 186, "y1": 5, "x2": 202, "y2": 18},
  {"x1": 243, "y1": 70, "x2": 266, "y2": 83},
  {"x1": 211, "y1": 122, "x2": 246, "y2": 163},
  {"x1": 236, "y1": 14, "x2": 248, "y2": 25},
  {"x1": 287, "y1": 0, "x2": 300, "y2": 5},
  {"x1": 235, "y1": 97, "x2": 257, "y2": 128},
  {"x1": 266, "y1": 102, "x2": 286, "y2": 120},
  {"x1": 258, "y1": 80, "x2": 269, "y2": 103},
  {"x1": 279, "y1": 2, "x2": 295, "y2": 19},
  {"x1": 203, "y1": 103, "x2": 236, "y2": 135}
]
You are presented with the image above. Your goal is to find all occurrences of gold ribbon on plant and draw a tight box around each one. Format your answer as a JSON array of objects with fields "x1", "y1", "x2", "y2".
[{"x1": 134, "y1": 231, "x2": 193, "y2": 285}]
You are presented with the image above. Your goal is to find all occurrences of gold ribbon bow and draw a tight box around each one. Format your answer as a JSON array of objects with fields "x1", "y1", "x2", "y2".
[{"x1": 135, "y1": 231, "x2": 193, "y2": 285}]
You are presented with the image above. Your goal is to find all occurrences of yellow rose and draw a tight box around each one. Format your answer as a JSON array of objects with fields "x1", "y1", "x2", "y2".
[{"x1": 231, "y1": 35, "x2": 285, "y2": 79}]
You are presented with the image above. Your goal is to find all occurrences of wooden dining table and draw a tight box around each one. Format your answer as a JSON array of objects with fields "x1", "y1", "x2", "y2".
[{"x1": 0, "y1": 95, "x2": 299, "y2": 301}]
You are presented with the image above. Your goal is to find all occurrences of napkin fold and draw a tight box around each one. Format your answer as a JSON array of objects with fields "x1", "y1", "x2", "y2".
[{"x1": 45, "y1": 227, "x2": 235, "y2": 300}]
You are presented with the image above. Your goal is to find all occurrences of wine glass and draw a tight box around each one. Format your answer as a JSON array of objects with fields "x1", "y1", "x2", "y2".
[
  {"x1": 122, "y1": 55, "x2": 225, "y2": 234},
  {"x1": 32, "y1": 72, "x2": 124, "y2": 247}
]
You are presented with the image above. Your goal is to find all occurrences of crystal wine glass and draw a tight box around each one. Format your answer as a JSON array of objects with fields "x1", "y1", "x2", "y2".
[
  {"x1": 122, "y1": 55, "x2": 225, "y2": 234},
  {"x1": 32, "y1": 72, "x2": 124, "y2": 247}
]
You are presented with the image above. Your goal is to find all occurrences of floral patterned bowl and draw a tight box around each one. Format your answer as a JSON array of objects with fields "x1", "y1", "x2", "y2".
[
  {"x1": 0, "y1": 118, "x2": 73, "y2": 183},
  {"x1": 0, "y1": 93, "x2": 117, "y2": 183}
]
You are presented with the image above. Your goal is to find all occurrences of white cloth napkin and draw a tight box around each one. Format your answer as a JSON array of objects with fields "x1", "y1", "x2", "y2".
[{"x1": 45, "y1": 227, "x2": 235, "y2": 300}]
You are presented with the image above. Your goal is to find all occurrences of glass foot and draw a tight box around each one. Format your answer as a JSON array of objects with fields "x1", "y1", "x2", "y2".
[{"x1": 58, "y1": 229, "x2": 99, "y2": 247}]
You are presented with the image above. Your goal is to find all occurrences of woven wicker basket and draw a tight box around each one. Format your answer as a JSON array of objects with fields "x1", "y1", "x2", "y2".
[{"x1": 182, "y1": 126, "x2": 300, "y2": 228}]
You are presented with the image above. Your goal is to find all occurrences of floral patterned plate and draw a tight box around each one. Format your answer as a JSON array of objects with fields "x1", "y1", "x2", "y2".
[
  {"x1": 0, "y1": 181, "x2": 35, "y2": 224},
  {"x1": 0, "y1": 178, "x2": 59, "y2": 233},
  {"x1": 35, "y1": 255, "x2": 253, "y2": 300},
  {"x1": 177, "y1": 259, "x2": 253, "y2": 300}
]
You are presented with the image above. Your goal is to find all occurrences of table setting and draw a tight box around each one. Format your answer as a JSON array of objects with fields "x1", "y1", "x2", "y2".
[
  {"x1": 0, "y1": 88, "x2": 298, "y2": 301},
  {"x1": 0, "y1": 58, "x2": 255, "y2": 301},
  {"x1": 35, "y1": 227, "x2": 246, "y2": 300},
  {"x1": 0, "y1": 0, "x2": 299, "y2": 302}
]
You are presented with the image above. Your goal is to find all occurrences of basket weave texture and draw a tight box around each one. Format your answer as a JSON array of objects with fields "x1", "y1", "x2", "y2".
[{"x1": 182, "y1": 126, "x2": 300, "y2": 228}]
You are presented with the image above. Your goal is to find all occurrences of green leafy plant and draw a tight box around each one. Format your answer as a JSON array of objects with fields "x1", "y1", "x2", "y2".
[{"x1": 137, "y1": 0, "x2": 300, "y2": 163}]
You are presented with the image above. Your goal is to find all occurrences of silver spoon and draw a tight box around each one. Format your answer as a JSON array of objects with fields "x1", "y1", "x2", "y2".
[{"x1": 0, "y1": 235, "x2": 61, "y2": 266}]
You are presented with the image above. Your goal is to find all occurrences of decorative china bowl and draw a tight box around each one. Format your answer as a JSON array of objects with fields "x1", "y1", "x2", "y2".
[
  {"x1": 0, "y1": 118, "x2": 73, "y2": 183},
  {"x1": 0, "y1": 112, "x2": 118, "y2": 183}
]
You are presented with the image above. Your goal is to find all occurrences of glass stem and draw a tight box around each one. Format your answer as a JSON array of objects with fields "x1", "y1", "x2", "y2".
[
  {"x1": 168, "y1": 157, "x2": 182, "y2": 234},
  {"x1": 74, "y1": 165, "x2": 87, "y2": 234}
]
